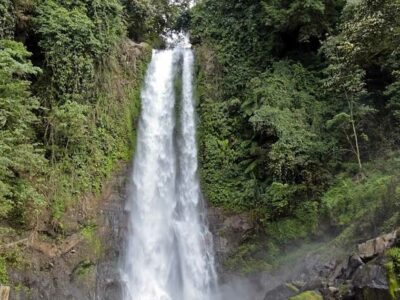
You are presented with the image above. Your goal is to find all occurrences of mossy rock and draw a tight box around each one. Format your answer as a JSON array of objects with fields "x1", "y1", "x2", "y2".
[
  {"x1": 386, "y1": 260, "x2": 400, "y2": 299},
  {"x1": 289, "y1": 290, "x2": 323, "y2": 300}
]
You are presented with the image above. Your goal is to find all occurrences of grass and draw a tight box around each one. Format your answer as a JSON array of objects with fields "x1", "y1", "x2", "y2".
[
  {"x1": 0, "y1": 256, "x2": 8, "y2": 284},
  {"x1": 81, "y1": 224, "x2": 102, "y2": 258}
]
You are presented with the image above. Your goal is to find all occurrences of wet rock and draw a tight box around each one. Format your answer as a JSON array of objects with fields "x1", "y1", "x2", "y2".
[
  {"x1": 327, "y1": 254, "x2": 364, "y2": 285},
  {"x1": 328, "y1": 259, "x2": 348, "y2": 283},
  {"x1": 352, "y1": 260, "x2": 391, "y2": 300},
  {"x1": 352, "y1": 261, "x2": 388, "y2": 290},
  {"x1": 207, "y1": 208, "x2": 254, "y2": 263},
  {"x1": 348, "y1": 255, "x2": 364, "y2": 273}
]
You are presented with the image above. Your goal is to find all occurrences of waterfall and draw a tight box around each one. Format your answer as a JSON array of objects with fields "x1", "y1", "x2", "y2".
[{"x1": 121, "y1": 46, "x2": 217, "y2": 300}]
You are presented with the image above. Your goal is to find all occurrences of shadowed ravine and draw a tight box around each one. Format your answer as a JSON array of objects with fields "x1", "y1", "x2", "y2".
[{"x1": 120, "y1": 46, "x2": 218, "y2": 300}]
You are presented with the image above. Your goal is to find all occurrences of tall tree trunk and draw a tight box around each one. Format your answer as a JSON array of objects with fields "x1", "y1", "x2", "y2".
[{"x1": 348, "y1": 99, "x2": 362, "y2": 172}]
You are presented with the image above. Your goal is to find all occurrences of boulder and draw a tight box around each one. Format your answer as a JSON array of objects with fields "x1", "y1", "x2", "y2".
[
  {"x1": 352, "y1": 261, "x2": 392, "y2": 300},
  {"x1": 357, "y1": 229, "x2": 399, "y2": 260},
  {"x1": 342, "y1": 254, "x2": 364, "y2": 280}
]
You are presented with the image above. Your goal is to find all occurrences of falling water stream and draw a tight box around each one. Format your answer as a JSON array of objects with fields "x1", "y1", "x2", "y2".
[{"x1": 121, "y1": 44, "x2": 217, "y2": 300}]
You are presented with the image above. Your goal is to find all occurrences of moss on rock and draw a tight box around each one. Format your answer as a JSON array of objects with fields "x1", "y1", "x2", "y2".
[
  {"x1": 289, "y1": 290, "x2": 323, "y2": 300},
  {"x1": 386, "y1": 247, "x2": 400, "y2": 299}
]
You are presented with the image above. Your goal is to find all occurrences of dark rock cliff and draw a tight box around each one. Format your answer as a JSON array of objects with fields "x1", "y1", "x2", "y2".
[
  {"x1": 263, "y1": 229, "x2": 400, "y2": 300},
  {"x1": 6, "y1": 168, "x2": 129, "y2": 300}
]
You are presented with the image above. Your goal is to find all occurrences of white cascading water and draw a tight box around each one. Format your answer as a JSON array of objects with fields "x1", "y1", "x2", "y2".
[{"x1": 121, "y1": 45, "x2": 217, "y2": 300}]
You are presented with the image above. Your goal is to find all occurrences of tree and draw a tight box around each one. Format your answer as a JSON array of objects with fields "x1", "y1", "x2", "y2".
[
  {"x1": 322, "y1": 0, "x2": 400, "y2": 172},
  {"x1": 243, "y1": 61, "x2": 323, "y2": 183},
  {"x1": 122, "y1": 0, "x2": 190, "y2": 44},
  {"x1": 0, "y1": 0, "x2": 14, "y2": 38},
  {"x1": 323, "y1": 37, "x2": 372, "y2": 173},
  {"x1": 0, "y1": 40, "x2": 45, "y2": 224},
  {"x1": 262, "y1": 0, "x2": 345, "y2": 43}
]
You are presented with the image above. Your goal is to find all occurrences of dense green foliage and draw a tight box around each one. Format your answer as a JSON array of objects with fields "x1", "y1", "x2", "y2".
[
  {"x1": 122, "y1": 0, "x2": 189, "y2": 44},
  {"x1": 0, "y1": 0, "x2": 181, "y2": 228},
  {"x1": 388, "y1": 247, "x2": 400, "y2": 280},
  {"x1": 0, "y1": 40, "x2": 44, "y2": 222},
  {"x1": 190, "y1": 0, "x2": 400, "y2": 264},
  {"x1": 387, "y1": 247, "x2": 400, "y2": 299},
  {"x1": 0, "y1": 255, "x2": 8, "y2": 284},
  {"x1": 0, "y1": 0, "x2": 181, "y2": 283}
]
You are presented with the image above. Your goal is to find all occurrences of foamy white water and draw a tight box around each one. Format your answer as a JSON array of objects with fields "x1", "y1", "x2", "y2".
[{"x1": 121, "y1": 47, "x2": 217, "y2": 300}]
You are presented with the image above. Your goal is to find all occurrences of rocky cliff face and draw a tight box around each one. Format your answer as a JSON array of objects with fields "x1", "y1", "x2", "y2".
[
  {"x1": 5, "y1": 167, "x2": 129, "y2": 300},
  {"x1": 262, "y1": 229, "x2": 400, "y2": 300},
  {"x1": 208, "y1": 207, "x2": 255, "y2": 265}
]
